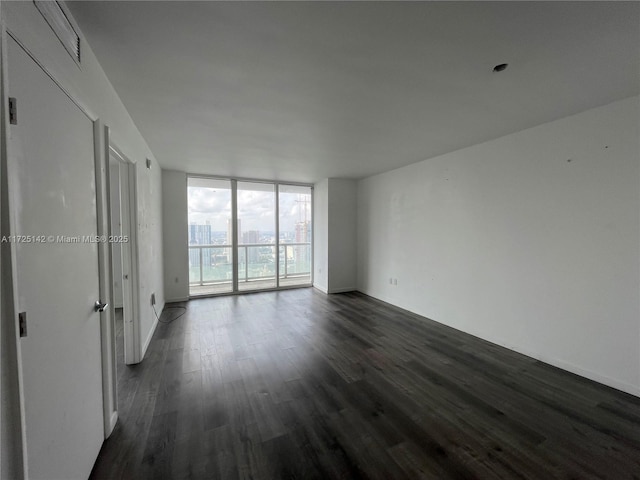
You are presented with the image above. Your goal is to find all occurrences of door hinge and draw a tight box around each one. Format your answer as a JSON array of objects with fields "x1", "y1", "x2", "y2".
[
  {"x1": 19, "y1": 311, "x2": 27, "y2": 337},
  {"x1": 9, "y1": 97, "x2": 17, "y2": 125}
]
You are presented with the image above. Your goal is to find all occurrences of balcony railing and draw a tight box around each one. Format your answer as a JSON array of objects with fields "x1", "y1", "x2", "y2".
[{"x1": 188, "y1": 243, "x2": 312, "y2": 291}]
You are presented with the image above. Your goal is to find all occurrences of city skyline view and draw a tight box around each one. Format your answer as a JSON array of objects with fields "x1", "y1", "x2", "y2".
[
  {"x1": 187, "y1": 178, "x2": 312, "y2": 294},
  {"x1": 188, "y1": 183, "x2": 311, "y2": 233}
]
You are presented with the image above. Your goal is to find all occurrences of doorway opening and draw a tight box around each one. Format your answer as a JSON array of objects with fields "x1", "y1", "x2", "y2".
[
  {"x1": 187, "y1": 177, "x2": 313, "y2": 296},
  {"x1": 107, "y1": 144, "x2": 139, "y2": 365}
]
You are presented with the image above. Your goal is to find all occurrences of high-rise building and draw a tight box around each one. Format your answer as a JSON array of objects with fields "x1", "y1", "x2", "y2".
[
  {"x1": 243, "y1": 230, "x2": 260, "y2": 264},
  {"x1": 295, "y1": 221, "x2": 310, "y2": 243},
  {"x1": 294, "y1": 221, "x2": 311, "y2": 273},
  {"x1": 189, "y1": 223, "x2": 212, "y2": 245},
  {"x1": 242, "y1": 230, "x2": 260, "y2": 244}
]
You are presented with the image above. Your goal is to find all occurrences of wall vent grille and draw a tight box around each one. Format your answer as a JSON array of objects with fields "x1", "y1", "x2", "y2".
[{"x1": 34, "y1": 1, "x2": 81, "y2": 63}]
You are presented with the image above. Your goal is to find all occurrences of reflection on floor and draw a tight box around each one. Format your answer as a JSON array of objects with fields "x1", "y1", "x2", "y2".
[{"x1": 189, "y1": 275, "x2": 312, "y2": 296}]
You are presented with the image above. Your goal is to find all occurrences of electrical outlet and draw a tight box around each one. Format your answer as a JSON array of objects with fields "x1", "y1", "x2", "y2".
[
  {"x1": 389, "y1": 277, "x2": 393, "y2": 284},
  {"x1": 393, "y1": 278, "x2": 398, "y2": 286},
  {"x1": 151, "y1": 293, "x2": 156, "y2": 305}
]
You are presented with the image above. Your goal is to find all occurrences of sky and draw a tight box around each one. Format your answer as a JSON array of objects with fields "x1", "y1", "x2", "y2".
[{"x1": 187, "y1": 185, "x2": 311, "y2": 233}]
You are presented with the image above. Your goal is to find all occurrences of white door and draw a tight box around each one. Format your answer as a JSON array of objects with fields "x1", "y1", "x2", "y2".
[{"x1": 8, "y1": 37, "x2": 104, "y2": 479}]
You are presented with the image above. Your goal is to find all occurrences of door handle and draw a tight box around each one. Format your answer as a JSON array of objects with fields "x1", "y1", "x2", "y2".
[{"x1": 94, "y1": 301, "x2": 109, "y2": 313}]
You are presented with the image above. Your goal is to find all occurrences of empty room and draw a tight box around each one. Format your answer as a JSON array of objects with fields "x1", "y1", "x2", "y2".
[{"x1": 1, "y1": 1, "x2": 639, "y2": 479}]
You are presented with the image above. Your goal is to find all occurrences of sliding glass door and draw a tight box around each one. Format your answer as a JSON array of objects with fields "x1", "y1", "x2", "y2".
[
  {"x1": 237, "y1": 181, "x2": 277, "y2": 291},
  {"x1": 188, "y1": 177, "x2": 312, "y2": 296},
  {"x1": 279, "y1": 185, "x2": 312, "y2": 287},
  {"x1": 187, "y1": 178, "x2": 233, "y2": 295}
]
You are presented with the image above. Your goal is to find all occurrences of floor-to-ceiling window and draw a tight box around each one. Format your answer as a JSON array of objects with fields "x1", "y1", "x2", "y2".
[
  {"x1": 188, "y1": 177, "x2": 312, "y2": 296},
  {"x1": 187, "y1": 178, "x2": 233, "y2": 295},
  {"x1": 237, "y1": 181, "x2": 277, "y2": 291},
  {"x1": 279, "y1": 184, "x2": 312, "y2": 287}
]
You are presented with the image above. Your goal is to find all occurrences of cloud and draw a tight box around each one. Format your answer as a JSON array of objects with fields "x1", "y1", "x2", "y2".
[{"x1": 187, "y1": 184, "x2": 311, "y2": 232}]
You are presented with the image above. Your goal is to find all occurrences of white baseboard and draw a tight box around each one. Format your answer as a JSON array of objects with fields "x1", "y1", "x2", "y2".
[
  {"x1": 106, "y1": 411, "x2": 118, "y2": 438},
  {"x1": 165, "y1": 296, "x2": 189, "y2": 303},
  {"x1": 141, "y1": 303, "x2": 161, "y2": 360},
  {"x1": 313, "y1": 284, "x2": 328, "y2": 294},
  {"x1": 328, "y1": 286, "x2": 357, "y2": 294},
  {"x1": 358, "y1": 289, "x2": 640, "y2": 398},
  {"x1": 502, "y1": 343, "x2": 640, "y2": 398},
  {"x1": 314, "y1": 284, "x2": 357, "y2": 294}
]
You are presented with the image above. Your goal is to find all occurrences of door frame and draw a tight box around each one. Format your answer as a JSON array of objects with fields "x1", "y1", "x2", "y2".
[
  {"x1": 94, "y1": 121, "x2": 119, "y2": 438},
  {"x1": 100, "y1": 132, "x2": 142, "y2": 439},
  {"x1": 105, "y1": 135, "x2": 141, "y2": 366}
]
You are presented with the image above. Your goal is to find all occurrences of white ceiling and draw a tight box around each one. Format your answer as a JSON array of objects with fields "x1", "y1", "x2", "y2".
[{"x1": 68, "y1": 1, "x2": 639, "y2": 184}]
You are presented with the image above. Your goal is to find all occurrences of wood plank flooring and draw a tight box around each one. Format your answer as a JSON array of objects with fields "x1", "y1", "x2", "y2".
[{"x1": 91, "y1": 289, "x2": 640, "y2": 479}]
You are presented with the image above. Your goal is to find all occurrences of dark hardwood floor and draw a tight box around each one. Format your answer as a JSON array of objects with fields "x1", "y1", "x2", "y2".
[{"x1": 91, "y1": 289, "x2": 640, "y2": 479}]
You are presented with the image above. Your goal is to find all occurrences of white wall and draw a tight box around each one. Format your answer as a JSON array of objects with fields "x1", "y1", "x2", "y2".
[
  {"x1": 1, "y1": 3, "x2": 165, "y2": 475},
  {"x1": 313, "y1": 179, "x2": 329, "y2": 292},
  {"x1": 358, "y1": 96, "x2": 640, "y2": 396},
  {"x1": 328, "y1": 179, "x2": 358, "y2": 293},
  {"x1": 314, "y1": 178, "x2": 357, "y2": 294},
  {"x1": 137, "y1": 156, "x2": 164, "y2": 355},
  {"x1": 162, "y1": 170, "x2": 189, "y2": 302}
]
